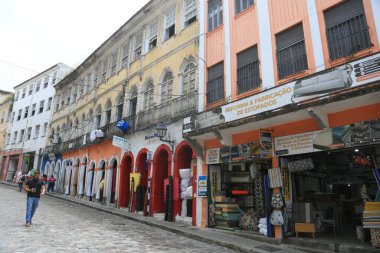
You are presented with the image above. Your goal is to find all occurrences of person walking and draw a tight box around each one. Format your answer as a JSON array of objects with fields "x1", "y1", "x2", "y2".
[
  {"x1": 99, "y1": 176, "x2": 105, "y2": 204},
  {"x1": 47, "y1": 175, "x2": 56, "y2": 192},
  {"x1": 17, "y1": 172, "x2": 26, "y2": 192},
  {"x1": 24, "y1": 170, "x2": 45, "y2": 227}
]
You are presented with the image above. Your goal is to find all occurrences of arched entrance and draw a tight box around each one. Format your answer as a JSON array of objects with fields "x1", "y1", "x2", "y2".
[
  {"x1": 87, "y1": 162, "x2": 96, "y2": 201},
  {"x1": 54, "y1": 161, "x2": 60, "y2": 192},
  {"x1": 136, "y1": 149, "x2": 148, "y2": 212},
  {"x1": 110, "y1": 159, "x2": 117, "y2": 204},
  {"x1": 44, "y1": 162, "x2": 50, "y2": 177},
  {"x1": 71, "y1": 158, "x2": 80, "y2": 196},
  {"x1": 119, "y1": 152, "x2": 133, "y2": 208},
  {"x1": 79, "y1": 157, "x2": 88, "y2": 198},
  {"x1": 174, "y1": 142, "x2": 196, "y2": 223},
  {"x1": 96, "y1": 160, "x2": 106, "y2": 203},
  {"x1": 152, "y1": 145, "x2": 171, "y2": 214}
]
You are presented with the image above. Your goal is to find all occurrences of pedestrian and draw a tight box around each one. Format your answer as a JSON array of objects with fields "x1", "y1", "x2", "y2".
[
  {"x1": 17, "y1": 172, "x2": 26, "y2": 192},
  {"x1": 47, "y1": 175, "x2": 56, "y2": 192},
  {"x1": 24, "y1": 169, "x2": 45, "y2": 227},
  {"x1": 99, "y1": 176, "x2": 105, "y2": 204},
  {"x1": 42, "y1": 174, "x2": 48, "y2": 185}
]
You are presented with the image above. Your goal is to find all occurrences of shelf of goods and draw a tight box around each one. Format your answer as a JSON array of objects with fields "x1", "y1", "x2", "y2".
[{"x1": 363, "y1": 202, "x2": 380, "y2": 248}]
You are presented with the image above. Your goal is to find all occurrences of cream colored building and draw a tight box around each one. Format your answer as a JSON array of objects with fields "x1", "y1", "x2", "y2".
[{"x1": 0, "y1": 90, "x2": 13, "y2": 179}]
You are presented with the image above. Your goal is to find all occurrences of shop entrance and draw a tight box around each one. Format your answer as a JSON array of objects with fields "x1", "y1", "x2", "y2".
[
  {"x1": 152, "y1": 148, "x2": 169, "y2": 214},
  {"x1": 136, "y1": 151, "x2": 148, "y2": 212},
  {"x1": 281, "y1": 146, "x2": 380, "y2": 247},
  {"x1": 110, "y1": 160, "x2": 117, "y2": 204},
  {"x1": 119, "y1": 153, "x2": 132, "y2": 208}
]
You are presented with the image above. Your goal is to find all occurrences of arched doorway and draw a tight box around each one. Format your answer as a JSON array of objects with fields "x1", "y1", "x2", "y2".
[
  {"x1": 110, "y1": 159, "x2": 117, "y2": 204},
  {"x1": 54, "y1": 161, "x2": 60, "y2": 192},
  {"x1": 71, "y1": 158, "x2": 80, "y2": 196},
  {"x1": 152, "y1": 146, "x2": 171, "y2": 214},
  {"x1": 87, "y1": 162, "x2": 96, "y2": 201},
  {"x1": 79, "y1": 157, "x2": 88, "y2": 198},
  {"x1": 136, "y1": 149, "x2": 148, "y2": 212},
  {"x1": 119, "y1": 152, "x2": 133, "y2": 208},
  {"x1": 96, "y1": 160, "x2": 106, "y2": 203},
  {"x1": 174, "y1": 142, "x2": 195, "y2": 223},
  {"x1": 64, "y1": 160, "x2": 73, "y2": 195}
]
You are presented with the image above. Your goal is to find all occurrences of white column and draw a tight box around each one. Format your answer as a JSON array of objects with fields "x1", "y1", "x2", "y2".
[
  {"x1": 307, "y1": 0, "x2": 325, "y2": 71},
  {"x1": 223, "y1": 0, "x2": 232, "y2": 101},
  {"x1": 371, "y1": 0, "x2": 380, "y2": 46},
  {"x1": 257, "y1": 0, "x2": 275, "y2": 89},
  {"x1": 198, "y1": 0, "x2": 206, "y2": 112}
]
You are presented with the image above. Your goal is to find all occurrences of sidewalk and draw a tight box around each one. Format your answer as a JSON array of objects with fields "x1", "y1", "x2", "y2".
[{"x1": 0, "y1": 181, "x2": 357, "y2": 253}]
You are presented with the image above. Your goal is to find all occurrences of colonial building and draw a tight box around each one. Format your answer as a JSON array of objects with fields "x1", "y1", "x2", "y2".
[
  {"x1": 182, "y1": 0, "x2": 380, "y2": 244},
  {"x1": 0, "y1": 90, "x2": 14, "y2": 179},
  {"x1": 46, "y1": 0, "x2": 199, "y2": 225},
  {"x1": 0, "y1": 63, "x2": 70, "y2": 181}
]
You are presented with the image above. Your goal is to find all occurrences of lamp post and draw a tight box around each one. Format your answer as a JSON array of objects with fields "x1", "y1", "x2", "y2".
[{"x1": 156, "y1": 122, "x2": 175, "y2": 153}]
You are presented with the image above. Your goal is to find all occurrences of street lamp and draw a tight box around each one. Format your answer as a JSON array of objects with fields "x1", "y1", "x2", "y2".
[{"x1": 156, "y1": 122, "x2": 175, "y2": 152}]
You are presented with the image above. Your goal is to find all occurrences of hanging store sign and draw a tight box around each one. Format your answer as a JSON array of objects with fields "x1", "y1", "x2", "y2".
[
  {"x1": 183, "y1": 53, "x2": 380, "y2": 133},
  {"x1": 206, "y1": 149, "x2": 220, "y2": 164},
  {"x1": 198, "y1": 176, "x2": 208, "y2": 197}
]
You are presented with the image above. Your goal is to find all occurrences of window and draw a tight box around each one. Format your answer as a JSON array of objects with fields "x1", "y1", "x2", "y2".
[
  {"x1": 161, "y1": 72, "x2": 173, "y2": 104},
  {"x1": 24, "y1": 106, "x2": 29, "y2": 118},
  {"x1": 17, "y1": 109, "x2": 22, "y2": 121},
  {"x1": 55, "y1": 103, "x2": 59, "y2": 112},
  {"x1": 208, "y1": 0, "x2": 223, "y2": 32},
  {"x1": 36, "y1": 80, "x2": 41, "y2": 92},
  {"x1": 105, "y1": 103, "x2": 112, "y2": 125},
  {"x1": 43, "y1": 76, "x2": 49, "y2": 88},
  {"x1": 93, "y1": 68, "x2": 99, "y2": 86},
  {"x1": 110, "y1": 53, "x2": 117, "y2": 75},
  {"x1": 207, "y1": 62, "x2": 224, "y2": 104},
  {"x1": 276, "y1": 24, "x2": 308, "y2": 79},
  {"x1": 134, "y1": 32, "x2": 143, "y2": 60},
  {"x1": 324, "y1": 0, "x2": 371, "y2": 61},
  {"x1": 182, "y1": 62, "x2": 196, "y2": 94},
  {"x1": 79, "y1": 79, "x2": 84, "y2": 96},
  {"x1": 237, "y1": 46, "x2": 260, "y2": 94},
  {"x1": 47, "y1": 97, "x2": 52, "y2": 111},
  {"x1": 11, "y1": 112, "x2": 15, "y2": 123},
  {"x1": 7, "y1": 133, "x2": 10, "y2": 144},
  {"x1": 130, "y1": 87, "x2": 138, "y2": 116},
  {"x1": 22, "y1": 88, "x2": 26, "y2": 98},
  {"x1": 184, "y1": 0, "x2": 197, "y2": 27},
  {"x1": 42, "y1": 122, "x2": 48, "y2": 137},
  {"x1": 20, "y1": 130, "x2": 25, "y2": 143},
  {"x1": 101, "y1": 60, "x2": 108, "y2": 83},
  {"x1": 15, "y1": 91, "x2": 19, "y2": 101},
  {"x1": 52, "y1": 72, "x2": 57, "y2": 85},
  {"x1": 144, "y1": 81, "x2": 154, "y2": 110},
  {"x1": 66, "y1": 97, "x2": 71, "y2": 105},
  {"x1": 87, "y1": 73, "x2": 92, "y2": 91},
  {"x1": 27, "y1": 127, "x2": 32, "y2": 140},
  {"x1": 13, "y1": 131, "x2": 17, "y2": 144},
  {"x1": 235, "y1": 0, "x2": 253, "y2": 14},
  {"x1": 31, "y1": 103, "x2": 36, "y2": 116},
  {"x1": 116, "y1": 98, "x2": 123, "y2": 121},
  {"x1": 164, "y1": 8, "x2": 176, "y2": 40},
  {"x1": 148, "y1": 21, "x2": 158, "y2": 50},
  {"x1": 28, "y1": 84, "x2": 33, "y2": 95},
  {"x1": 34, "y1": 125, "x2": 40, "y2": 138},
  {"x1": 96, "y1": 110, "x2": 102, "y2": 129},
  {"x1": 39, "y1": 100, "x2": 45, "y2": 113},
  {"x1": 61, "y1": 100, "x2": 64, "y2": 109},
  {"x1": 73, "y1": 93, "x2": 77, "y2": 102},
  {"x1": 120, "y1": 43, "x2": 129, "y2": 69}
]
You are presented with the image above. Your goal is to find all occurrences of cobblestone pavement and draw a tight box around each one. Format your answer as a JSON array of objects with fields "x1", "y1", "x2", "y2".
[{"x1": 0, "y1": 184, "x2": 237, "y2": 253}]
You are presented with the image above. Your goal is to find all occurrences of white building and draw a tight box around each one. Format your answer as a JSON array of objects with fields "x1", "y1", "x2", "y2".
[{"x1": 0, "y1": 63, "x2": 71, "y2": 181}]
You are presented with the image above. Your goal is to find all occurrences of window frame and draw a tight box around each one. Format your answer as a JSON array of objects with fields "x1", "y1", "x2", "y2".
[
  {"x1": 184, "y1": 0, "x2": 197, "y2": 27},
  {"x1": 207, "y1": 62, "x2": 225, "y2": 104},
  {"x1": 161, "y1": 72, "x2": 174, "y2": 104},
  {"x1": 236, "y1": 45, "x2": 260, "y2": 94},
  {"x1": 208, "y1": 0, "x2": 223, "y2": 32},
  {"x1": 235, "y1": 0, "x2": 254, "y2": 14},
  {"x1": 163, "y1": 7, "x2": 176, "y2": 41}
]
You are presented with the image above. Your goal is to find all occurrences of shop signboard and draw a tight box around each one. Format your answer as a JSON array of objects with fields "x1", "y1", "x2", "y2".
[
  {"x1": 198, "y1": 176, "x2": 208, "y2": 197},
  {"x1": 112, "y1": 136, "x2": 129, "y2": 149},
  {"x1": 206, "y1": 149, "x2": 220, "y2": 164},
  {"x1": 183, "y1": 53, "x2": 380, "y2": 133}
]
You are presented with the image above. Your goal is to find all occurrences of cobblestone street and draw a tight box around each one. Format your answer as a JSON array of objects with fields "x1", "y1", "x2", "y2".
[{"x1": 0, "y1": 184, "x2": 237, "y2": 253}]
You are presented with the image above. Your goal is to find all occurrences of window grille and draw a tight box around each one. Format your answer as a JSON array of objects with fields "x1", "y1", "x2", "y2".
[
  {"x1": 207, "y1": 62, "x2": 224, "y2": 104},
  {"x1": 237, "y1": 46, "x2": 260, "y2": 94}
]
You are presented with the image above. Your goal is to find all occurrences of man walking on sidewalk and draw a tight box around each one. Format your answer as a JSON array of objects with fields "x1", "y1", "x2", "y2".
[{"x1": 24, "y1": 170, "x2": 45, "y2": 227}]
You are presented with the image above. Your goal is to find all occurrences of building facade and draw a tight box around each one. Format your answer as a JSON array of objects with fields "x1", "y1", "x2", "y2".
[
  {"x1": 0, "y1": 63, "x2": 70, "y2": 181},
  {"x1": 181, "y1": 0, "x2": 380, "y2": 243},
  {"x1": 46, "y1": 0, "x2": 200, "y2": 225},
  {"x1": 0, "y1": 90, "x2": 14, "y2": 179}
]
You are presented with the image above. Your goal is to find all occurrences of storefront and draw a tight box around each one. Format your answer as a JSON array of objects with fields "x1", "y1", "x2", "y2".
[{"x1": 275, "y1": 118, "x2": 380, "y2": 246}]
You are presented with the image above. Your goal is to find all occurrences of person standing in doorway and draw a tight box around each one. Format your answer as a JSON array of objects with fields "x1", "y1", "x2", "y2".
[
  {"x1": 24, "y1": 170, "x2": 45, "y2": 227},
  {"x1": 99, "y1": 176, "x2": 105, "y2": 204},
  {"x1": 47, "y1": 175, "x2": 56, "y2": 192}
]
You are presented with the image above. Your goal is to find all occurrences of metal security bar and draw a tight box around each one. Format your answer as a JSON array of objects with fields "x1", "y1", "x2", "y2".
[
  {"x1": 207, "y1": 76, "x2": 224, "y2": 104},
  {"x1": 326, "y1": 14, "x2": 371, "y2": 60},
  {"x1": 237, "y1": 60, "x2": 260, "y2": 94},
  {"x1": 276, "y1": 40, "x2": 308, "y2": 79}
]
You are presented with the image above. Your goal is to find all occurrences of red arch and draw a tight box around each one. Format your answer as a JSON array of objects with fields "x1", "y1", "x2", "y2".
[
  {"x1": 118, "y1": 151, "x2": 134, "y2": 208},
  {"x1": 151, "y1": 144, "x2": 172, "y2": 214},
  {"x1": 136, "y1": 148, "x2": 149, "y2": 187},
  {"x1": 173, "y1": 141, "x2": 197, "y2": 225}
]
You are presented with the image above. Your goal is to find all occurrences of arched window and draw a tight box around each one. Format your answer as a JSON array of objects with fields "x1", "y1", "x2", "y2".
[
  {"x1": 95, "y1": 105, "x2": 102, "y2": 129},
  {"x1": 161, "y1": 71, "x2": 173, "y2": 104},
  {"x1": 144, "y1": 81, "x2": 154, "y2": 110},
  {"x1": 182, "y1": 62, "x2": 196, "y2": 94},
  {"x1": 129, "y1": 86, "x2": 138, "y2": 116},
  {"x1": 116, "y1": 95, "x2": 123, "y2": 121},
  {"x1": 105, "y1": 100, "x2": 112, "y2": 125},
  {"x1": 88, "y1": 109, "x2": 94, "y2": 129}
]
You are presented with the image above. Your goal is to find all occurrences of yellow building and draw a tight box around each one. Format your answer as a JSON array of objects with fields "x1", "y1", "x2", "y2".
[
  {"x1": 46, "y1": 0, "x2": 200, "y2": 225},
  {"x1": 0, "y1": 90, "x2": 14, "y2": 180}
]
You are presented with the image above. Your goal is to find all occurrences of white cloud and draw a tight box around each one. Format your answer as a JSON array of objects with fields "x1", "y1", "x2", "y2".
[{"x1": 0, "y1": 0, "x2": 150, "y2": 91}]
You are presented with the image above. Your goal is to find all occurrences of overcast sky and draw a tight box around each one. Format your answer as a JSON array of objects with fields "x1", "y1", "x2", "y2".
[{"x1": 0, "y1": 0, "x2": 150, "y2": 92}]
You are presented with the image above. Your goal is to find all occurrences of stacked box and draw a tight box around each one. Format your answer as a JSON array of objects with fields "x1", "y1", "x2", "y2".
[{"x1": 214, "y1": 203, "x2": 241, "y2": 229}]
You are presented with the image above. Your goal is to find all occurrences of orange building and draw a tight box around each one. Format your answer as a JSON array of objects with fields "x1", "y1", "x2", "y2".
[{"x1": 186, "y1": 0, "x2": 380, "y2": 246}]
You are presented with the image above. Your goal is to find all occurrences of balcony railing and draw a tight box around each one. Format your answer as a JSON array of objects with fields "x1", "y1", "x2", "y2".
[{"x1": 44, "y1": 93, "x2": 197, "y2": 154}]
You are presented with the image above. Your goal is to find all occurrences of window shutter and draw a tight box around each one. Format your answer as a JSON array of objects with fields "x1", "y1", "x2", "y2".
[
  {"x1": 324, "y1": 0, "x2": 364, "y2": 28},
  {"x1": 237, "y1": 46, "x2": 258, "y2": 68},
  {"x1": 208, "y1": 62, "x2": 224, "y2": 80},
  {"x1": 276, "y1": 24, "x2": 304, "y2": 50}
]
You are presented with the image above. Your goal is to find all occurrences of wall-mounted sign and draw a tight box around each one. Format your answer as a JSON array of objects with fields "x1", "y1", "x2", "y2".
[
  {"x1": 198, "y1": 176, "x2": 208, "y2": 197},
  {"x1": 206, "y1": 149, "x2": 220, "y2": 164},
  {"x1": 184, "y1": 53, "x2": 380, "y2": 133},
  {"x1": 112, "y1": 136, "x2": 129, "y2": 149}
]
